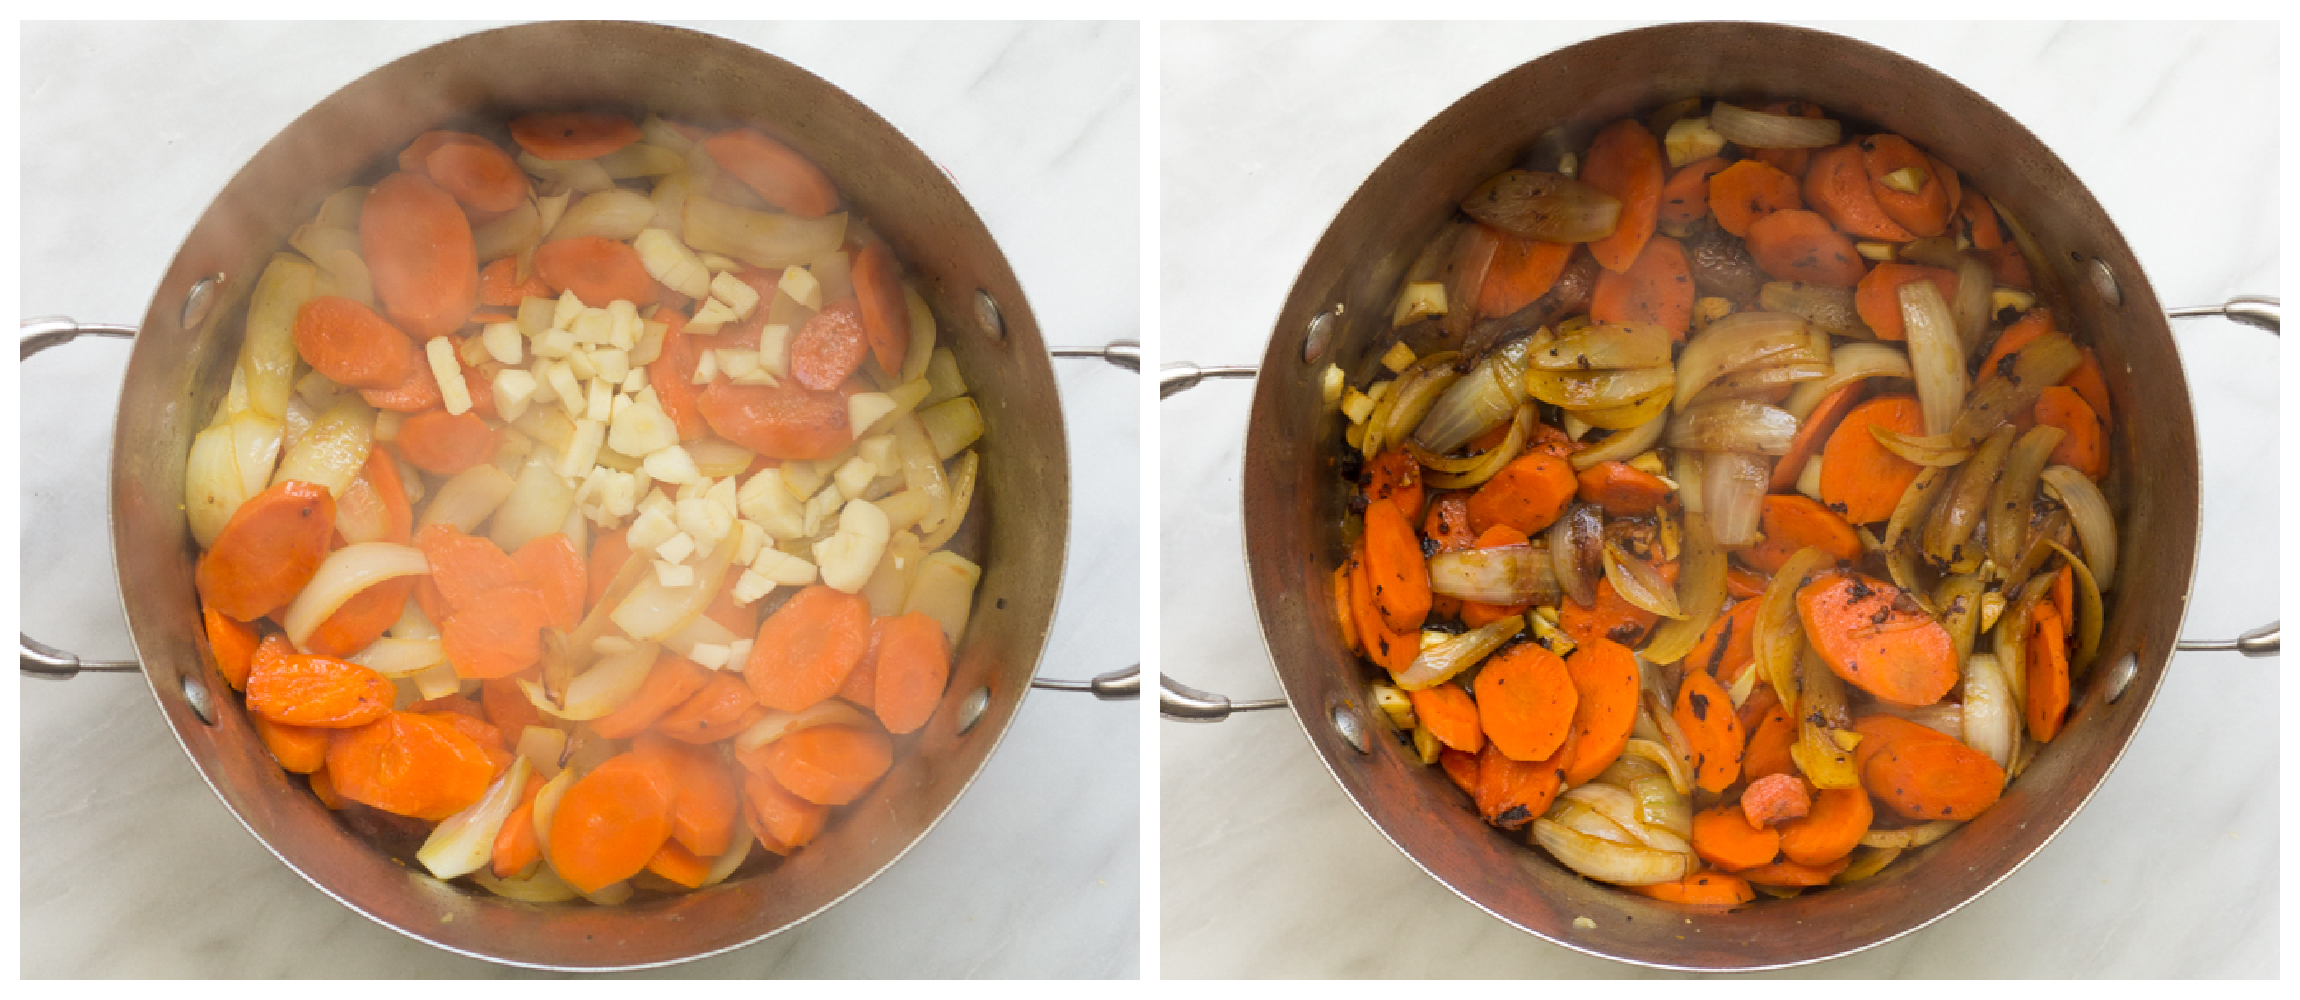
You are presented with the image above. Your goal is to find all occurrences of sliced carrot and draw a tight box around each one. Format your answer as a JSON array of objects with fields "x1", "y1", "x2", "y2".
[
  {"x1": 1745, "y1": 209, "x2": 1866, "y2": 287},
  {"x1": 850, "y1": 241, "x2": 909, "y2": 377},
  {"x1": 743, "y1": 768, "x2": 829, "y2": 855},
  {"x1": 414, "y1": 523, "x2": 528, "y2": 614},
  {"x1": 204, "y1": 605, "x2": 260, "y2": 692},
  {"x1": 1559, "y1": 637, "x2": 1641, "y2": 785},
  {"x1": 356, "y1": 358, "x2": 444, "y2": 413},
  {"x1": 760, "y1": 724, "x2": 893, "y2": 806},
  {"x1": 1985, "y1": 241, "x2": 2032, "y2": 290},
  {"x1": 1850, "y1": 713, "x2": 1955, "y2": 778},
  {"x1": 1331, "y1": 564, "x2": 1362, "y2": 655},
  {"x1": 2062, "y1": 346, "x2": 2112, "y2": 425},
  {"x1": 873, "y1": 611, "x2": 951, "y2": 735},
  {"x1": 654, "y1": 671, "x2": 761, "y2": 744},
  {"x1": 789, "y1": 298, "x2": 872, "y2": 392},
  {"x1": 480, "y1": 676, "x2": 542, "y2": 738},
  {"x1": 1361, "y1": 497, "x2": 1432, "y2": 633},
  {"x1": 2051, "y1": 564, "x2": 2076, "y2": 639},
  {"x1": 1777, "y1": 785, "x2": 1873, "y2": 866},
  {"x1": 2028, "y1": 604, "x2": 2072, "y2": 742},
  {"x1": 745, "y1": 585, "x2": 873, "y2": 712},
  {"x1": 1853, "y1": 262, "x2": 1960, "y2": 342},
  {"x1": 643, "y1": 838, "x2": 714, "y2": 890},
  {"x1": 360, "y1": 445, "x2": 413, "y2": 546},
  {"x1": 548, "y1": 750, "x2": 677, "y2": 894},
  {"x1": 510, "y1": 533, "x2": 586, "y2": 630},
  {"x1": 1736, "y1": 856, "x2": 1848, "y2": 887},
  {"x1": 294, "y1": 294, "x2": 424, "y2": 391},
  {"x1": 1740, "y1": 494, "x2": 1861, "y2": 574},
  {"x1": 1407, "y1": 683, "x2": 1484, "y2": 753},
  {"x1": 1465, "y1": 451, "x2": 1578, "y2": 536},
  {"x1": 361, "y1": 171, "x2": 477, "y2": 342},
  {"x1": 586, "y1": 528, "x2": 632, "y2": 610},
  {"x1": 1477, "y1": 231, "x2": 1573, "y2": 318},
  {"x1": 1708, "y1": 159, "x2": 1805, "y2": 238},
  {"x1": 1692, "y1": 802, "x2": 1780, "y2": 871},
  {"x1": 1742, "y1": 698, "x2": 1798, "y2": 784},
  {"x1": 1688, "y1": 599, "x2": 1759, "y2": 686},
  {"x1": 1979, "y1": 308, "x2": 2056, "y2": 382},
  {"x1": 424, "y1": 136, "x2": 529, "y2": 215},
  {"x1": 1632, "y1": 869, "x2": 1755, "y2": 907},
  {"x1": 843, "y1": 618, "x2": 884, "y2": 706},
  {"x1": 1574, "y1": 460, "x2": 1672, "y2": 516},
  {"x1": 1348, "y1": 535, "x2": 1417, "y2": 675},
  {"x1": 592, "y1": 652, "x2": 713, "y2": 740},
  {"x1": 395, "y1": 408, "x2": 498, "y2": 476},
  {"x1": 253, "y1": 713, "x2": 332, "y2": 774},
  {"x1": 1740, "y1": 772, "x2": 1812, "y2": 829},
  {"x1": 1769, "y1": 380, "x2": 1865, "y2": 491},
  {"x1": 305, "y1": 576, "x2": 416, "y2": 659},
  {"x1": 489, "y1": 775, "x2": 547, "y2": 879},
  {"x1": 1796, "y1": 569, "x2": 1958, "y2": 707},
  {"x1": 1658, "y1": 157, "x2": 1728, "y2": 228},
  {"x1": 1673, "y1": 668, "x2": 1744, "y2": 793},
  {"x1": 508, "y1": 111, "x2": 641, "y2": 161},
  {"x1": 439, "y1": 585, "x2": 553, "y2": 680},
  {"x1": 309, "y1": 765, "x2": 347, "y2": 810},
  {"x1": 701, "y1": 128, "x2": 840, "y2": 218},
  {"x1": 326, "y1": 710, "x2": 496, "y2": 821},
  {"x1": 1558, "y1": 566, "x2": 1675, "y2": 649},
  {"x1": 2034, "y1": 385, "x2": 2107, "y2": 480},
  {"x1": 1363, "y1": 447, "x2": 1425, "y2": 524},
  {"x1": 196, "y1": 481, "x2": 336, "y2": 622},
  {"x1": 1726, "y1": 564, "x2": 1770, "y2": 600},
  {"x1": 1581, "y1": 118, "x2": 1664, "y2": 273},
  {"x1": 1473, "y1": 738, "x2": 1566, "y2": 830},
  {"x1": 1957, "y1": 188, "x2": 2006, "y2": 250},
  {"x1": 698, "y1": 378, "x2": 853, "y2": 461},
  {"x1": 638, "y1": 311, "x2": 710, "y2": 442},
  {"x1": 1817, "y1": 394, "x2": 1924, "y2": 524},
  {"x1": 1473, "y1": 641, "x2": 1578, "y2": 763},
  {"x1": 633, "y1": 732, "x2": 742, "y2": 859},
  {"x1": 1861, "y1": 134, "x2": 1953, "y2": 237},
  {"x1": 1802, "y1": 143, "x2": 1914, "y2": 241},
  {"x1": 1867, "y1": 735, "x2": 2005, "y2": 822},
  {"x1": 1589, "y1": 235, "x2": 1694, "y2": 339},
  {"x1": 479, "y1": 256, "x2": 555, "y2": 308},
  {"x1": 534, "y1": 236, "x2": 658, "y2": 307},
  {"x1": 1439, "y1": 746, "x2": 1480, "y2": 797},
  {"x1": 1421, "y1": 494, "x2": 1477, "y2": 553}
]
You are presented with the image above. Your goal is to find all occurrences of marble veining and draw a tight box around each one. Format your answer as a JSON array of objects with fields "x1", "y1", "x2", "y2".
[
  {"x1": 20, "y1": 20, "x2": 1138, "y2": 978},
  {"x1": 1160, "y1": 20, "x2": 2275, "y2": 979}
]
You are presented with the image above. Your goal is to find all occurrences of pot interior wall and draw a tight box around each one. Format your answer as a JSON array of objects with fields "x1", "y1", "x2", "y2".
[
  {"x1": 1242, "y1": 22, "x2": 2197, "y2": 970},
  {"x1": 109, "y1": 22, "x2": 1066, "y2": 970}
]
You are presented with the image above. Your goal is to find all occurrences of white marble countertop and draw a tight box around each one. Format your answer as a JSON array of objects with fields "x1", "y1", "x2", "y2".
[
  {"x1": 19, "y1": 20, "x2": 1139, "y2": 978},
  {"x1": 1160, "y1": 21, "x2": 2276, "y2": 978}
]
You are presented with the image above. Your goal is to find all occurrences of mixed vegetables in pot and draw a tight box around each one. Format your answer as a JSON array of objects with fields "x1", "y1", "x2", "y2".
[
  {"x1": 1329, "y1": 98, "x2": 2117, "y2": 904},
  {"x1": 187, "y1": 108, "x2": 988, "y2": 903}
]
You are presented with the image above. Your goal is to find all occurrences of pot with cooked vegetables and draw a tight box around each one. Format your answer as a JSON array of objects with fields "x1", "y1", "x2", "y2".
[
  {"x1": 20, "y1": 22, "x2": 1110, "y2": 971},
  {"x1": 1208, "y1": 22, "x2": 2275, "y2": 971}
]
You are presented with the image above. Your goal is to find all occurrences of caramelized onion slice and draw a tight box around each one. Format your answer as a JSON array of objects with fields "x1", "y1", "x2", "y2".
[
  {"x1": 1460, "y1": 169, "x2": 1623, "y2": 243},
  {"x1": 1427, "y1": 546, "x2": 1560, "y2": 606},
  {"x1": 1709, "y1": 101, "x2": 1842, "y2": 148}
]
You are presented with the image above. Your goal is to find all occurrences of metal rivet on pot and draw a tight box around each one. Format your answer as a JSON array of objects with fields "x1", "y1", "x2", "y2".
[
  {"x1": 973, "y1": 289, "x2": 1005, "y2": 343},
  {"x1": 1331, "y1": 701, "x2": 1369, "y2": 754},
  {"x1": 1302, "y1": 303, "x2": 1342, "y2": 363},
  {"x1": 2101, "y1": 651, "x2": 2139, "y2": 704},
  {"x1": 181, "y1": 274, "x2": 224, "y2": 331},
  {"x1": 182, "y1": 673, "x2": 216, "y2": 725},
  {"x1": 955, "y1": 685, "x2": 992, "y2": 736},
  {"x1": 2088, "y1": 258, "x2": 2123, "y2": 306}
]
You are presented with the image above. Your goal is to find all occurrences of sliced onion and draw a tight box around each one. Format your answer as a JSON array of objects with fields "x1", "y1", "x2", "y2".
[
  {"x1": 290, "y1": 223, "x2": 375, "y2": 307},
  {"x1": 1668, "y1": 401, "x2": 1797, "y2": 457},
  {"x1": 550, "y1": 189, "x2": 657, "y2": 242},
  {"x1": 273, "y1": 395, "x2": 374, "y2": 498},
  {"x1": 1756, "y1": 547, "x2": 1834, "y2": 717},
  {"x1": 1684, "y1": 362, "x2": 1829, "y2": 406},
  {"x1": 2043, "y1": 540, "x2": 2105, "y2": 673},
  {"x1": 520, "y1": 641, "x2": 659, "y2": 721},
  {"x1": 2041, "y1": 466, "x2": 2117, "y2": 586},
  {"x1": 1602, "y1": 537, "x2": 1681, "y2": 618},
  {"x1": 347, "y1": 636, "x2": 446, "y2": 678},
  {"x1": 1960, "y1": 653, "x2": 2017, "y2": 772},
  {"x1": 1427, "y1": 546, "x2": 1559, "y2": 605},
  {"x1": 1785, "y1": 343, "x2": 1912, "y2": 420},
  {"x1": 1933, "y1": 573, "x2": 1987, "y2": 666},
  {"x1": 1621, "y1": 737, "x2": 1694, "y2": 799},
  {"x1": 1626, "y1": 773, "x2": 1693, "y2": 840},
  {"x1": 700, "y1": 827, "x2": 754, "y2": 888},
  {"x1": 516, "y1": 725, "x2": 568, "y2": 780},
  {"x1": 1673, "y1": 450, "x2": 1705, "y2": 513},
  {"x1": 1986, "y1": 425, "x2": 2067, "y2": 568},
  {"x1": 1533, "y1": 816, "x2": 1695, "y2": 886},
  {"x1": 1525, "y1": 366, "x2": 1674, "y2": 410},
  {"x1": 661, "y1": 613, "x2": 739, "y2": 663},
  {"x1": 1672, "y1": 311, "x2": 1814, "y2": 410},
  {"x1": 1530, "y1": 323, "x2": 1673, "y2": 370},
  {"x1": 1642, "y1": 512, "x2": 1724, "y2": 662},
  {"x1": 1883, "y1": 464, "x2": 1954, "y2": 551},
  {"x1": 1638, "y1": 682, "x2": 1703, "y2": 800},
  {"x1": 241, "y1": 255, "x2": 317, "y2": 420},
  {"x1": 473, "y1": 200, "x2": 542, "y2": 265},
  {"x1": 1576, "y1": 388, "x2": 1675, "y2": 430},
  {"x1": 1393, "y1": 616, "x2": 1524, "y2": 691},
  {"x1": 611, "y1": 532, "x2": 736, "y2": 641},
  {"x1": 1568, "y1": 411, "x2": 1666, "y2": 472},
  {"x1": 1547, "y1": 502, "x2": 1602, "y2": 609},
  {"x1": 1459, "y1": 169, "x2": 1622, "y2": 243},
  {"x1": 1899, "y1": 278, "x2": 1968, "y2": 436},
  {"x1": 682, "y1": 194, "x2": 848, "y2": 270},
  {"x1": 1561, "y1": 784, "x2": 1683, "y2": 854},
  {"x1": 1760, "y1": 281, "x2": 1871, "y2": 339},
  {"x1": 919, "y1": 449, "x2": 979, "y2": 551},
  {"x1": 418, "y1": 463, "x2": 517, "y2": 534},
  {"x1": 1868, "y1": 426, "x2": 1972, "y2": 467},
  {"x1": 472, "y1": 866, "x2": 580, "y2": 903},
  {"x1": 733, "y1": 700, "x2": 877, "y2": 753},
  {"x1": 896, "y1": 414, "x2": 951, "y2": 532},
  {"x1": 1549, "y1": 799, "x2": 1642, "y2": 846},
  {"x1": 1949, "y1": 331, "x2": 2081, "y2": 446},
  {"x1": 185, "y1": 422, "x2": 251, "y2": 548},
  {"x1": 1923, "y1": 424, "x2": 2014, "y2": 565},
  {"x1": 1860, "y1": 820, "x2": 1958, "y2": 850},
  {"x1": 1381, "y1": 356, "x2": 1462, "y2": 456},
  {"x1": 280, "y1": 542, "x2": 431, "y2": 650},
  {"x1": 488, "y1": 449, "x2": 576, "y2": 553},
  {"x1": 418, "y1": 756, "x2": 532, "y2": 879},
  {"x1": 1709, "y1": 101, "x2": 1841, "y2": 148},
  {"x1": 1414, "y1": 335, "x2": 1535, "y2": 454},
  {"x1": 687, "y1": 438, "x2": 758, "y2": 480},
  {"x1": 1951, "y1": 255, "x2": 1994, "y2": 358},
  {"x1": 1791, "y1": 648, "x2": 1860, "y2": 788}
]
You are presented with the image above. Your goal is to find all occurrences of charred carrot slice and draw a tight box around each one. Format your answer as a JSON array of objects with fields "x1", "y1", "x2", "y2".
[
  {"x1": 1796, "y1": 569, "x2": 1958, "y2": 707},
  {"x1": 1741, "y1": 699, "x2": 1798, "y2": 784},
  {"x1": 196, "y1": 481, "x2": 337, "y2": 622},
  {"x1": 1363, "y1": 447, "x2": 1425, "y2": 524},
  {"x1": 1474, "y1": 641, "x2": 1578, "y2": 763},
  {"x1": 1687, "y1": 600, "x2": 1759, "y2": 687},
  {"x1": 1861, "y1": 134, "x2": 1953, "y2": 237},
  {"x1": 2028, "y1": 604, "x2": 2072, "y2": 742},
  {"x1": 1588, "y1": 235, "x2": 1694, "y2": 339},
  {"x1": 1658, "y1": 157, "x2": 1728, "y2": 228},
  {"x1": 1478, "y1": 231, "x2": 1574, "y2": 318},
  {"x1": 1474, "y1": 739, "x2": 1565, "y2": 830},
  {"x1": 1866, "y1": 735, "x2": 2005, "y2": 822},
  {"x1": 1740, "y1": 494, "x2": 1861, "y2": 574},
  {"x1": 1361, "y1": 497, "x2": 1432, "y2": 634},
  {"x1": 701, "y1": 128, "x2": 841, "y2": 218},
  {"x1": 1768, "y1": 380, "x2": 1864, "y2": 492},
  {"x1": 1574, "y1": 460, "x2": 1672, "y2": 516},
  {"x1": 1740, "y1": 772, "x2": 1812, "y2": 829},
  {"x1": 1407, "y1": 683, "x2": 1485, "y2": 753},
  {"x1": 1817, "y1": 394, "x2": 1925, "y2": 524},
  {"x1": 2033, "y1": 386, "x2": 2107, "y2": 480},
  {"x1": 1802, "y1": 143, "x2": 1914, "y2": 242},
  {"x1": 1707, "y1": 159, "x2": 1804, "y2": 238},
  {"x1": 1673, "y1": 668, "x2": 1744, "y2": 793},
  {"x1": 1349, "y1": 535, "x2": 1417, "y2": 675},
  {"x1": 745, "y1": 585, "x2": 873, "y2": 712},
  {"x1": 1777, "y1": 786, "x2": 1872, "y2": 866},
  {"x1": 509, "y1": 111, "x2": 641, "y2": 161},
  {"x1": 1632, "y1": 869, "x2": 1756, "y2": 906},
  {"x1": 1581, "y1": 118, "x2": 1664, "y2": 273},
  {"x1": 1559, "y1": 637, "x2": 1641, "y2": 785},
  {"x1": 1744, "y1": 209, "x2": 1866, "y2": 287},
  {"x1": 1465, "y1": 452, "x2": 1578, "y2": 536},
  {"x1": 1692, "y1": 802, "x2": 1780, "y2": 871}
]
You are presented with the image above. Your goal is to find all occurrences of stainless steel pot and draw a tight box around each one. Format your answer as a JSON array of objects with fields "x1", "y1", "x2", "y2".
[
  {"x1": 1166, "y1": 21, "x2": 2275, "y2": 971},
  {"x1": 20, "y1": 21, "x2": 1136, "y2": 971}
]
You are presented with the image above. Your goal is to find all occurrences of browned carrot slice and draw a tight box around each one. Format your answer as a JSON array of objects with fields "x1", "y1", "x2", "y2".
[
  {"x1": 1741, "y1": 698, "x2": 1798, "y2": 784},
  {"x1": 1769, "y1": 381, "x2": 1865, "y2": 491},
  {"x1": 1658, "y1": 157, "x2": 1728, "y2": 228},
  {"x1": 1861, "y1": 134, "x2": 1953, "y2": 237},
  {"x1": 1474, "y1": 738, "x2": 1566, "y2": 830},
  {"x1": 2034, "y1": 386, "x2": 2107, "y2": 480},
  {"x1": 1559, "y1": 637, "x2": 1641, "y2": 785},
  {"x1": 1686, "y1": 600, "x2": 1759, "y2": 687},
  {"x1": 1692, "y1": 801, "x2": 1780, "y2": 871},
  {"x1": 1817, "y1": 394, "x2": 1925, "y2": 524},
  {"x1": 2027, "y1": 605, "x2": 2072, "y2": 742},
  {"x1": 1581, "y1": 118, "x2": 1665, "y2": 273},
  {"x1": 1740, "y1": 494, "x2": 1862, "y2": 574},
  {"x1": 509, "y1": 111, "x2": 641, "y2": 161},
  {"x1": 1737, "y1": 856, "x2": 1849, "y2": 887},
  {"x1": 1803, "y1": 143, "x2": 1915, "y2": 242},
  {"x1": 1777, "y1": 785, "x2": 1873, "y2": 866},
  {"x1": 1632, "y1": 869, "x2": 1756, "y2": 906},
  {"x1": 1589, "y1": 235, "x2": 1694, "y2": 339},
  {"x1": 1408, "y1": 683, "x2": 1485, "y2": 753},
  {"x1": 1465, "y1": 452, "x2": 1578, "y2": 536},
  {"x1": 1478, "y1": 231, "x2": 1573, "y2": 318},
  {"x1": 1474, "y1": 641, "x2": 1578, "y2": 763},
  {"x1": 1795, "y1": 569, "x2": 1958, "y2": 706},
  {"x1": 1361, "y1": 497, "x2": 1432, "y2": 633},
  {"x1": 1707, "y1": 159, "x2": 1805, "y2": 238},
  {"x1": 1744, "y1": 209, "x2": 1867, "y2": 287},
  {"x1": 1363, "y1": 447, "x2": 1425, "y2": 524},
  {"x1": 1673, "y1": 668, "x2": 1744, "y2": 793},
  {"x1": 1866, "y1": 735, "x2": 2005, "y2": 822}
]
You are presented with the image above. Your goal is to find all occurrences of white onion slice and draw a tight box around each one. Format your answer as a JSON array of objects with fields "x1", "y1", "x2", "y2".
[
  {"x1": 185, "y1": 422, "x2": 251, "y2": 548},
  {"x1": 1666, "y1": 400, "x2": 1797, "y2": 455},
  {"x1": 1602, "y1": 538, "x2": 1682, "y2": 619},
  {"x1": 473, "y1": 866, "x2": 580, "y2": 903},
  {"x1": 2040, "y1": 466, "x2": 2118, "y2": 586},
  {"x1": 699, "y1": 827, "x2": 754, "y2": 888},
  {"x1": 550, "y1": 189, "x2": 657, "y2": 242},
  {"x1": 918, "y1": 449, "x2": 978, "y2": 551},
  {"x1": 417, "y1": 756, "x2": 532, "y2": 879},
  {"x1": 230, "y1": 411, "x2": 286, "y2": 501},
  {"x1": 516, "y1": 725, "x2": 568, "y2": 781},
  {"x1": 1393, "y1": 616, "x2": 1524, "y2": 691},
  {"x1": 519, "y1": 641, "x2": 660, "y2": 721},
  {"x1": 1426, "y1": 546, "x2": 1559, "y2": 605},
  {"x1": 1708, "y1": 101, "x2": 1841, "y2": 148},
  {"x1": 1672, "y1": 311, "x2": 1814, "y2": 410},
  {"x1": 1785, "y1": 343, "x2": 1913, "y2": 420},
  {"x1": 419, "y1": 464, "x2": 517, "y2": 534},
  {"x1": 733, "y1": 700, "x2": 877, "y2": 754},
  {"x1": 611, "y1": 533, "x2": 735, "y2": 641},
  {"x1": 273, "y1": 395, "x2": 374, "y2": 498},
  {"x1": 347, "y1": 636, "x2": 446, "y2": 678},
  {"x1": 280, "y1": 543, "x2": 431, "y2": 651},
  {"x1": 528, "y1": 766, "x2": 577, "y2": 865},
  {"x1": 1702, "y1": 451, "x2": 1772, "y2": 547},
  {"x1": 1961, "y1": 653, "x2": 2017, "y2": 772},
  {"x1": 1899, "y1": 278, "x2": 1968, "y2": 436},
  {"x1": 1621, "y1": 737, "x2": 1694, "y2": 798},
  {"x1": 1532, "y1": 817, "x2": 1695, "y2": 886},
  {"x1": 241, "y1": 255, "x2": 317, "y2": 420}
]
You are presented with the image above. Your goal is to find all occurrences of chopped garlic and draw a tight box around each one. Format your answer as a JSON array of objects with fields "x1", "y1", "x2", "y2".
[
  {"x1": 551, "y1": 290, "x2": 587, "y2": 330},
  {"x1": 607, "y1": 300, "x2": 642, "y2": 351},
  {"x1": 656, "y1": 531, "x2": 696, "y2": 565},
  {"x1": 758, "y1": 323, "x2": 793, "y2": 378},
  {"x1": 778, "y1": 265, "x2": 822, "y2": 310},
  {"x1": 833, "y1": 455, "x2": 877, "y2": 499},
  {"x1": 630, "y1": 320, "x2": 667, "y2": 366},
  {"x1": 634, "y1": 228, "x2": 711, "y2": 299},
  {"x1": 691, "y1": 349, "x2": 719, "y2": 385},
  {"x1": 675, "y1": 497, "x2": 734, "y2": 551},
  {"x1": 727, "y1": 638, "x2": 753, "y2": 668},
  {"x1": 704, "y1": 476, "x2": 739, "y2": 512},
  {"x1": 1379, "y1": 342, "x2": 1417, "y2": 373},
  {"x1": 739, "y1": 468, "x2": 808, "y2": 539},
  {"x1": 529, "y1": 359, "x2": 561, "y2": 404},
  {"x1": 585, "y1": 378, "x2": 612, "y2": 423},
  {"x1": 751, "y1": 547, "x2": 819, "y2": 586},
  {"x1": 427, "y1": 337, "x2": 473, "y2": 415},
  {"x1": 734, "y1": 520, "x2": 767, "y2": 564},
  {"x1": 550, "y1": 364, "x2": 586, "y2": 420},
  {"x1": 627, "y1": 505, "x2": 679, "y2": 551},
  {"x1": 688, "y1": 298, "x2": 736, "y2": 335},
  {"x1": 373, "y1": 409, "x2": 404, "y2": 442},
  {"x1": 731, "y1": 569, "x2": 774, "y2": 605},
  {"x1": 711, "y1": 271, "x2": 762, "y2": 320},
  {"x1": 634, "y1": 384, "x2": 661, "y2": 412},
  {"x1": 556, "y1": 419, "x2": 605, "y2": 478},
  {"x1": 607, "y1": 398, "x2": 678, "y2": 458},
  {"x1": 654, "y1": 560, "x2": 695, "y2": 587},
  {"x1": 717, "y1": 349, "x2": 760, "y2": 379},
  {"x1": 1321, "y1": 364, "x2": 1344, "y2": 407},
  {"x1": 482, "y1": 322, "x2": 524, "y2": 365},
  {"x1": 457, "y1": 332, "x2": 492, "y2": 368},
  {"x1": 533, "y1": 328, "x2": 577, "y2": 359},
  {"x1": 688, "y1": 643, "x2": 731, "y2": 669},
  {"x1": 571, "y1": 308, "x2": 613, "y2": 346},
  {"x1": 801, "y1": 486, "x2": 842, "y2": 538},
  {"x1": 593, "y1": 348, "x2": 630, "y2": 385},
  {"x1": 610, "y1": 394, "x2": 633, "y2": 420},
  {"x1": 858, "y1": 435, "x2": 899, "y2": 477},
  {"x1": 517, "y1": 296, "x2": 556, "y2": 338},
  {"x1": 815, "y1": 499, "x2": 890, "y2": 593},
  {"x1": 643, "y1": 443, "x2": 701, "y2": 485},
  {"x1": 566, "y1": 346, "x2": 598, "y2": 380},
  {"x1": 621, "y1": 368, "x2": 647, "y2": 394},
  {"x1": 847, "y1": 392, "x2": 897, "y2": 439}
]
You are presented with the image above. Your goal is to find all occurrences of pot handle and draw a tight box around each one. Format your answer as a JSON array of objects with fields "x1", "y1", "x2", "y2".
[
  {"x1": 20, "y1": 318, "x2": 144, "y2": 679},
  {"x1": 1023, "y1": 340, "x2": 1148, "y2": 702},
  {"x1": 1159, "y1": 362, "x2": 1257, "y2": 399},
  {"x1": 2166, "y1": 295, "x2": 2280, "y2": 656}
]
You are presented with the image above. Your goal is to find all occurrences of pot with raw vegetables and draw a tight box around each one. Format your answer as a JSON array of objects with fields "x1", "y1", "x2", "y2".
[
  {"x1": 20, "y1": 22, "x2": 1096, "y2": 972},
  {"x1": 1208, "y1": 22, "x2": 2275, "y2": 972}
]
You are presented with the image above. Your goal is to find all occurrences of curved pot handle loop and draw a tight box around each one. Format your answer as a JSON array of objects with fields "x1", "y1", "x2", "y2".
[
  {"x1": 20, "y1": 318, "x2": 143, "y2": 679},
  {"x1": 1158, "y1": 674, "x2": 1287, "y2": 722},
  {"x1": 1027, "y1": 342, "x2": 1145, "y2": 702},
  {"x1": 2176, "y1": 623, "x2": 2279, "y2": 658},
  {"x1": 2166, "y1": 297, "x2": 2278, "y2": 655},
  {"x1": 1159, "y1": 362, "x2": 1257, "y2": 399}
]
